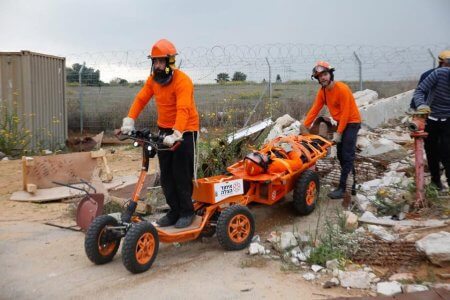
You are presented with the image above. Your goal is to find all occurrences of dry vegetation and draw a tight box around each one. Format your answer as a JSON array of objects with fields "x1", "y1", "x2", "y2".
[{"x1": 66, "y1": 80, "x2": 417, "y2": 135}]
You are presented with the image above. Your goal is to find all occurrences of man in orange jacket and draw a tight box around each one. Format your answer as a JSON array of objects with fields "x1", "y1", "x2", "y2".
[
  {"x1": 121, "y1": 39, "x2": 199, "y2": 228},
  {"x1": 301, "y1": 61, "x2": 361, "y2": 199}
]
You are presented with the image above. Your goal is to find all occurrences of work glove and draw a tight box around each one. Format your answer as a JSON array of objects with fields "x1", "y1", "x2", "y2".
[
  {"x1": 329, "y1": 117, "x2": 338, "y2": 127},
  {"x1": 120, "y1": 117, "x2": 135, "y2": 135},
  {"x1": 163, "y1": 130, "x2": 183, "y2": 147},
  {"x1": 416, "y1": 104, "x2": 431, "y2": 114},
  {"x1": 332, "y1": 132, "x2": 342, "y2": 144},
  {"x1": 300, "y1": 124, "x2": 310, "y2": 135}
]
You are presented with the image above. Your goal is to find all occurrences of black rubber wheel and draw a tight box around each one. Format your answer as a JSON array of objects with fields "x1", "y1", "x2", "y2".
[
  {"x1": 216, "y1": 205, "x2": 255, "y2": 251},
  {"x1": 85, "y1": 215, "x2": 121, "y2": 265},
  {"x1": 122, "y1": 221, "x2": 159, "y2": 274},
  {"x1": 293, "y1": 169, "x2": 320, "y2": 215}
]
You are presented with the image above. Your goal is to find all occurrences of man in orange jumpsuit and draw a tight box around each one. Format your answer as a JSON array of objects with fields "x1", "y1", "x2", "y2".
[
  {"x1": 121, "y1": 39, "x2": 199, "y2": 228},
  {"x1": 301, "y1": 61, "x2": 361, "y2": 199}
]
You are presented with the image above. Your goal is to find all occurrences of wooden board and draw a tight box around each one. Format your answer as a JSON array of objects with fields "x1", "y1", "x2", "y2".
[
  {"x1": 10, "y1": 173, "x2": 108, "y2": 203},
  {"x1": 153, "y1": 216, "x2": 202, "y2": 234},
  {"x1": 10, "y1": 186, "x2": 86, "y2": 202},
  {"x1": 23, "y1": 152, "x2": 98, "y2": 189}
]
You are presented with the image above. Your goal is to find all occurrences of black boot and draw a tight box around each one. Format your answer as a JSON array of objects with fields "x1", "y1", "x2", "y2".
[
  {"x1": 328, "y1": 188, "x2": 345, "y2": 199},
  {"x1": 174, "y1": 214, "x2": 195, "y2": 228},
  {"x1": 156, "y1": 213, "x2": 178, "y2": 227}
]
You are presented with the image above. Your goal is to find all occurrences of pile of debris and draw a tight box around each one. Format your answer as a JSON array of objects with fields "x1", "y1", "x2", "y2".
[
  {"x1": 247, "y1": 88, "x2": 450, "y2": 296},
  {"x1": 247, "y1": 223, "x2": 450, "y2": 296}
]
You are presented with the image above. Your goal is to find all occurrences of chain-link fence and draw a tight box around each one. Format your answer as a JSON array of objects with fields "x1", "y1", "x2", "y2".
[{"x1": 65, "y1": 43, "x2": 449, "y2": 135}]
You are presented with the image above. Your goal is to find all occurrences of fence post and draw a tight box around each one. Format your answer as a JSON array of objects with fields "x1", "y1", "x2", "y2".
[
  {"x1": 265, "y1": 57, "x2": 272, "y2": 119},
  {"x1": 427, "y1": 48, "x2": 436, "y2": 69},
  {"x1": 353, "y1": 51, "x2": 363, "y2": 91},
  {"x1": 79, "y1": 62, "x2": 85, "y2": 135}
]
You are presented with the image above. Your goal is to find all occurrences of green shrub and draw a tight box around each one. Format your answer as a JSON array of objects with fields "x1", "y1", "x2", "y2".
[{"x1": 0, "y1": 102, "x2": 31, "y2": 156}]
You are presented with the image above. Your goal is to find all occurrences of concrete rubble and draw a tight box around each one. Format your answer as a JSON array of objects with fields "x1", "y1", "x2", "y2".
[
  {"x1": 402, "y1": 284, "x2": 429, "y2": 293},
  {"x1": 235, "y1": 88, "x2": 450, "y2": 294},
  {"x1": 415, "y1": 231, "x2": 450, "y2": 267},
  {"x1": 376, "y1": 281, "x2": 402, "y2": 296},
  {"x1": 248, "y1": 242, "x2": 266, "y2": 255},
  {"x1": 338, "y1": 270, "x2": 372, "y2": 289},
  {"x1": 367, "y1": 225, "x2": 398, "y2": 242}
]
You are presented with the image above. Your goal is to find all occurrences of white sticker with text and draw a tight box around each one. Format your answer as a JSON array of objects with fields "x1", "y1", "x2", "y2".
[{"x1": 213, "y1": 179, "x2": 244, "y2": 202}]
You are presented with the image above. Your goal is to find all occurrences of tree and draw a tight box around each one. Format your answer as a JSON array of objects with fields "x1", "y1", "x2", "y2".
[
  {"x1": 276, "y1": 74, "x2": 282, "y2": 83},
  {"x1": 232, "y1": 71, "x2": 247, "y2": 82},
  {"x1": 215, "y1": 73, "x2": 230, "y2": 83},
  {"x1": 109, "y1": 77, "x2": 129, "y2": 86},
  {"x1": 66, "y1": 63, "x2": 101, "y2": 86}
]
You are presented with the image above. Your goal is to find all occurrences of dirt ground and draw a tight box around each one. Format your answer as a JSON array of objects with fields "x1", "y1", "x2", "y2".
[{"x1": 1, "y1": 147, "x2": 369, "y2": 299}]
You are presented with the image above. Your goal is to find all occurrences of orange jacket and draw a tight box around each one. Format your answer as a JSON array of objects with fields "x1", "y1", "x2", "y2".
[
  {"x1": 128, "y1": 69, "x2": 199, "y2": 132},
  {"x1": 303, "y1": 82, "x2": 361, "y2": 134}
]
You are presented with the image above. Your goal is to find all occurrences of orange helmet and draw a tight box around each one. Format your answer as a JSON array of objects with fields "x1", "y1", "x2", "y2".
[
  {"x1": 244, "y1": 152, "x2": 269, "y2": 176},
  {"x1": 149, "y1": 39, "x2": 178, "y2": 59},
  {"x1": 311, "y1": 61, "x2": 335, "y2": 79}
]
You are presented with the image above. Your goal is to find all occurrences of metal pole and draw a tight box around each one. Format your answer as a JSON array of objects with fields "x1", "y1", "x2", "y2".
[
  {"x1": 427, "y1": 48, "x2": 436, "y2": 69},
  {"x1": 353, "y1": 51, "x2": 363, "y2": 91},
  {"x1": 265, "y1": 57, "x2": 272, "y2": 119},
  {"x1": 79, "y1": 62, "x2": 85, "y2": 135}
]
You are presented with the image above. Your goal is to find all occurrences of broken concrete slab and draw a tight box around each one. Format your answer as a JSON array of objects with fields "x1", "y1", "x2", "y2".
[
  {"x1": 338, "y1": 270, "x2": 372, "y2": 289},
  {"x1": 376, "y1": 281, "x2": 402, "y2": 296},
  {"x1": 380, "y1": 131, "x2": 412, "y2": 144},
  {"x1": 302, "y1": 273, "x2": 316, "y2": 281},
  {"x1": 248, "y1": 242, "x2": 266, "y2": 255},
  {"x1": 311, "y1": 265, "x2": 323, "y2": 273},
  {"x1": 368, "y1": 225, "x2": 397, "y2": 242},
  {"x1": 359, "y1": 138, "x2": 406, "y2": 162},
  {"x1": 359, "y1": 90, "x2": 414, "y2": 129},
  {"x1": 402, "y1": 284, "x2": 429, "y2": 293},
  {"x1": 279, "y1": 232, "x2": 298, "y2": 251},
  {"x1": 326, "y1": 259, "x2": 339, "y2": 270},
  {"x1": 354, "y1": 89, "x2": 379, "y2": 107},
  {"x1": 416, "y1": 231, "x2": 450, "y2": 267}
]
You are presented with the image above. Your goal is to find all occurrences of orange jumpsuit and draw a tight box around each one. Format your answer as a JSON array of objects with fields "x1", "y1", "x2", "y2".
[
  {"x1": 128, "y1": 69, "x2": 199, "y2": 132},
  {"x1": 303, "y1": 81, "x2": 361, "y2": 134}
]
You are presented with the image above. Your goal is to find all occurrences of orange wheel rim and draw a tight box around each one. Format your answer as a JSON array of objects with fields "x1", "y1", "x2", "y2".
[
  {"x1": 98, "y1": 228, "x2": 116, "y2": 256},
  {"x1": 228, "y1": 214, "x2": 251, "y2": 243},
  {"x1": 135, "y1": 232, "x2": 155, "y2": 265},
  {"x1": 306, "y1": 181, "x2": 317, "y2": 205}
]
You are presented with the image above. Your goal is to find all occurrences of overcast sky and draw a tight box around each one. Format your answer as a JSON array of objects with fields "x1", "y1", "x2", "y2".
[{"x1": 1, "y1": 0, "x2": 449, "y2": 55}]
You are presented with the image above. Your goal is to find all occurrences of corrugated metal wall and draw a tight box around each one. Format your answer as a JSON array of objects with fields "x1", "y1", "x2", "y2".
[{"x1": 0, "y1": 51, "x2": 66, "y2": 151}]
